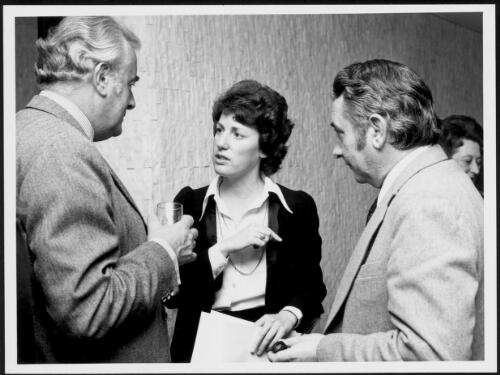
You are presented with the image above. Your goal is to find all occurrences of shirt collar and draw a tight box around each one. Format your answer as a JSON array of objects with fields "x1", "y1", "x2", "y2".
[
  {"x1": 378, "y1": 145, "x2": 429, "y2": 206},
  {"x1": 200, "y1": 175, "x2": 293, "y2": 219},
  {"x1": 40, "y1": 90, "x2": 94, "y2": 141}
]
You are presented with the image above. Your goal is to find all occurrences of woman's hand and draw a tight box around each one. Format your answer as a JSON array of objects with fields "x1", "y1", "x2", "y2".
[
  {"x1": 217, "y1": 223, "x2": 282, "y2": 257},
  {"x1": 250, "y1": 310, "x2": 297, "y2": 356}
]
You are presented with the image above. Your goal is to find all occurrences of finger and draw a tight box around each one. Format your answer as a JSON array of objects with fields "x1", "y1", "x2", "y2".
[
  {"x1": 252, "y1": 240, "x2": 266, "y2": 249},
  {"x1": 255, "y1": 314, "x2": 269, "y2": 326},
  {"x1": 255, "y1": 232, "x2": 267, "y2": 241},
  {"x1": 267, "y1": 347, "x2": 293, "y2": 362},
  {"x1": 268, "y1": 229, "x2": 282, "y2": 242},
  {"x1": 279, "y1": 335, "x2": 303, "y2": 346},
  {"x1": 268, "y1": 326, "x2": 286, "y2": 350},
  {"x1": 179, "y1": 215, "x2": 194, "y2": 228},
  {"x1": 250, "y1": 320, "x2": 273, "y2": 354},
  {"x1": 178, "y1": 252, "x2": 197, "y2": 266},
  {"x1": 251, "y1": 235, "x2": 266, "y2": 248},
  {"x1": 257, "y1": 323, "x2": 279, "y2": 356},
  {"x1": 190, "y1": 227, "x2": 199, "y2": 239},
  {"x1": 184, "y1": 253, "x2": 197, "y2": 262}
]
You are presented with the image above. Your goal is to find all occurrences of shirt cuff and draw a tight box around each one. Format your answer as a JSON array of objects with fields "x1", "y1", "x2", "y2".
[
  {"x1": 281, "y1": 306, "x2": 303, "y2": 329},
  {"x1": 149, "y1": 238, "x2": 181, "y2": 285},
  {"x1": 208, "y1": 244, "x2": 228, "y2": 279}
]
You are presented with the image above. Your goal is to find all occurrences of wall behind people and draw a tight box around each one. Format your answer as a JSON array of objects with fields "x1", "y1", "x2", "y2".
[{"x1": 16, "y1": 13, "x2": 482, "y2": 335}]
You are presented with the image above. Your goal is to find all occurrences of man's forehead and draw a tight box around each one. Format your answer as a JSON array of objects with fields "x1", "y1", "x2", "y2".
[{"x1": 331, "y1": 96, "x2": 345, "y2": 118}]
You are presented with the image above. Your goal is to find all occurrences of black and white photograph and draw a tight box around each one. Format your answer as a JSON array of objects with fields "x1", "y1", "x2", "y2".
[{"x1": 3, "y1": 3, "x2": 496, "y2": 373}]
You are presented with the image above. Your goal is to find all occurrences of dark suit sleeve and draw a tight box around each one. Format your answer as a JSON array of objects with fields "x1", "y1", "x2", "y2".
[
  {"x1": 287, "y1": 192, "x2": 326, "y2": 332},
  {"x1": 18, "y1": 137, "x2": 175, "y2": 339},
  {"x1": 166, "y1": 187, "x2": 219, "y2": 310}
]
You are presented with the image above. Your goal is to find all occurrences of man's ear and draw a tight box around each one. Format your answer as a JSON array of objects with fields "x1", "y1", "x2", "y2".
[
  {"x1": 368, "y1": 114, "x2": 388, "y2": 150},
  {"x1": 93, "y1": 62, "x2": 111, "y2": 97}
]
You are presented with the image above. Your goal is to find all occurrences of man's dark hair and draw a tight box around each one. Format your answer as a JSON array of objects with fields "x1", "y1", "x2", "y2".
[{"x1": 333, "y1": 59, "x2": 440, "y2": 150}]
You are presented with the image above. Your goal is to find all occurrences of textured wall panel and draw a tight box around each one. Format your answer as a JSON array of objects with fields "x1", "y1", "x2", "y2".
[{"x1": 9, "y1": 13, "x2": 474, "y2": 336}]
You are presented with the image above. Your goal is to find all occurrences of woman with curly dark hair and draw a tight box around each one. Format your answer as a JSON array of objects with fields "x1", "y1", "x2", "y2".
[
  {"x1": 439, "y1": 115, "x2": 483, "y2": 193},
  {"x1": 168, "y1": 80, "x2": 326, "y2": 362}
]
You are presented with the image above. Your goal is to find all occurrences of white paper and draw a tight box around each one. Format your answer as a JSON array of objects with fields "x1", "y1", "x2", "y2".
[{"x1": 191, "y1": 310, "x2": 270, "y2": 363}]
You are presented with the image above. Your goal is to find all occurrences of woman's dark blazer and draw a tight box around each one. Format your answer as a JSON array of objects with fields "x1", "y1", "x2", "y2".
[{"x1": 169, "y1": 184, "x2": 327, "y2": 362}]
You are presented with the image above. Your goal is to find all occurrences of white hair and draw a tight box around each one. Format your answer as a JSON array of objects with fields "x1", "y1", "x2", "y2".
[{"x1": 35, "y1": 16, "x2": 140, "y2": 87}]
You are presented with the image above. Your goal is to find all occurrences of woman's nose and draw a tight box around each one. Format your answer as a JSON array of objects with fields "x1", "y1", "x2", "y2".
[
  {"x1": 470, "y1": 159, "x2": 480, "y2": 175},
  {"x1": 215, "y1": 132, "x2": 229, "y2": 149}
]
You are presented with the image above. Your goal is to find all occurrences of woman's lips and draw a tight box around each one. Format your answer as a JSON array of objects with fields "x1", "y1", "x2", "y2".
[{"x1": 215, "y1": 154, "x2": 229, "y2": 162}]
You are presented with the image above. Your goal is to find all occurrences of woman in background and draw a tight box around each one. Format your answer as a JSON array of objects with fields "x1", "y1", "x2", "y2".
[
  {"x1": 439, "y1": 115, "x2": 483, "y2": 194},
  {"x1": 168, "y1": 80, "x2": 326, "y2": 362}
]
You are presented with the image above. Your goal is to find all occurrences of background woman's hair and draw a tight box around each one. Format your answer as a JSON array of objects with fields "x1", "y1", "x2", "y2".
[{"x1": 438, "y1": 115, "x2": 483, "y2": 158}]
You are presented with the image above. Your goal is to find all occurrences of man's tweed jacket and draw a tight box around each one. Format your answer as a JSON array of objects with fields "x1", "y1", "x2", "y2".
[
  {"x1": 320, "y1": 145, "x2": 484, "y2": 361},
  {"x1": 16, "y1": 95, "x2": 176, "y2": 363}
]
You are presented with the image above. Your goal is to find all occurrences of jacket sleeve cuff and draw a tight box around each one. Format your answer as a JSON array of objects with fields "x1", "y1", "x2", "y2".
[
  {"x1": 149, "y1": 238, "x2": 180, "y2": 285},
  {"x1": 281, "y1": 306, "x2": 303, "y2": 328}
]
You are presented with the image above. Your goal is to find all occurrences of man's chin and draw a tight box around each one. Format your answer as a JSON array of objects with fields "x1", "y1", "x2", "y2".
[{"x1": 112, "y1": 124, "x2": 123, "y2": 137}]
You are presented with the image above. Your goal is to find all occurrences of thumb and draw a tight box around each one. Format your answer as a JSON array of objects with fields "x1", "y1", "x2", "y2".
[{"x1": 147, "y1": 205, "x2": 161, "y2": 229}]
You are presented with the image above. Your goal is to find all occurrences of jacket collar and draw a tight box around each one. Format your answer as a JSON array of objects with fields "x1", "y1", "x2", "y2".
[
  {"x1": 39, "y1": 90, "x2": 94, "y2": 141},
  {"x1": 323, "y1": 144, "x2": 448, "y2": 332},
  {"x1": 199, "y1": 175, "x2": 293, "y2": 220},
  {"x1": 377, "y1": 145, "x2": 429, "y2": 207},
  {"x1": 25, "y1": 94, "x2": 90, "y2": 141}
]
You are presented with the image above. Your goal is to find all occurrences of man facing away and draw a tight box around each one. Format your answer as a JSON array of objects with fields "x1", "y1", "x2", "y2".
[
  {"x1": 268, "y1": 59, "x2": 484, "y2": 361},
  {"x1": 16, "y1": 16, "x2": 198, "y2": 363}
]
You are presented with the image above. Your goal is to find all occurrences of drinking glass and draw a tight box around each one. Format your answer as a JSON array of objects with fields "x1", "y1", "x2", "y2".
[{"x1": 156, "y1": 202, "x2": 183, "y2": 225}]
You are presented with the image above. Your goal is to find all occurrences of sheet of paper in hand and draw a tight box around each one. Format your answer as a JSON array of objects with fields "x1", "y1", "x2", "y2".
[{"x1": 191, "y1": 310, "x2": 269, "y2": 363}]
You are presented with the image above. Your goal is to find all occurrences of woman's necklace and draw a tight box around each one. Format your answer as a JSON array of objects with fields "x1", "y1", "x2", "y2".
[
  {"x1": 228, "y1": 249, "x2": 265, "y2": 276},
  {"x1": 216, "y1": 205, "x2": 267, "y2": 276}
]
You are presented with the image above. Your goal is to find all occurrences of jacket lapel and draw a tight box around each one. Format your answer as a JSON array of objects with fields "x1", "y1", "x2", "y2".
[
  {"x1": 323, "y1": 200, "x2": 388, "y2": 332},
  {"x1": 323, "y1": 145, "x2": 448, "y2": 332},
  {"x1": 266, "y1": 194, "x2": 281, "y2": 266},
  {"x1": 107, "y1": 166, "x2": 147, "y2": 230},
  {"x1": 202, "y1": 197, "x2": 218, "y2": 247}
]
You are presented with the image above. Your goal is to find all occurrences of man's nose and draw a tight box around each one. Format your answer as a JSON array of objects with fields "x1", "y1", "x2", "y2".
[
  {"x1": 127, "y1": 93, "x2": 136, "y2": 110},
  {"x1": 332, "y1": 144, "x2": 343, "y2": 159}
]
